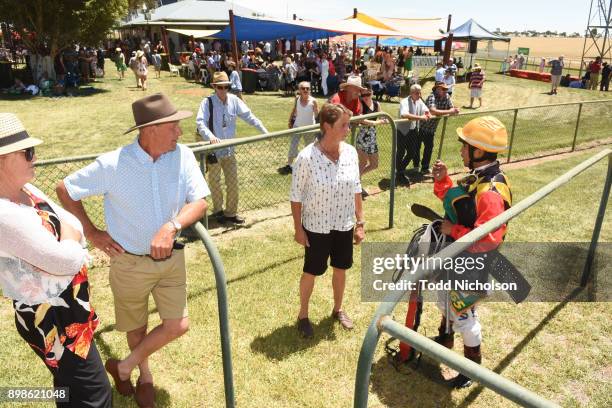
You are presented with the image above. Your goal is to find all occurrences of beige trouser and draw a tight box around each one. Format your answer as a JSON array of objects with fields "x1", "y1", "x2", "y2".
[
  {"x1": 208, "y1": 154, "x2": 239, "y2": 217},
  {"x1": 589, "y1": 72, "x2": 600, "y2": 90}
]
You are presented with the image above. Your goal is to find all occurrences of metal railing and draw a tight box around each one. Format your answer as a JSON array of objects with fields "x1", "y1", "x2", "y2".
[
  {"x1": 431, "y1": 99, "x2": 612, "y2": 175},
  {"x1": 192, "y1": 221, "x2": 235, "y2": 408},
  {"x1": 32, "y1": 100, "x2": 611, "y2": 229},
  {"x1": 354, "y1": 148, "x2": 611, "y2": 408}
]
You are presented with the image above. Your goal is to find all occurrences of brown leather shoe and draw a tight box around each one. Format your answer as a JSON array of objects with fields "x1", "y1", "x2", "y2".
[
  {"x1": 135, "y1": 381, "x2": 156, "y2": 408},
  {"x1": 104, "y1": 359, "x2": 134, "y2": 396},
  {"x1": 332, "y1": 310, "x2": 354, "y2": 330}
]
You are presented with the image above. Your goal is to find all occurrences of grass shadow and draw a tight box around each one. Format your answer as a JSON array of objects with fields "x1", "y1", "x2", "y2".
[
  {"x1": 370, "y1": 353, "x2": 454, "y2": 408},
  {"x1": 250, "y1": 316, "x2": 337, "y2": 361},
  {"x1": 456, "y1": 286, "x2": 585, "y2": 407}
]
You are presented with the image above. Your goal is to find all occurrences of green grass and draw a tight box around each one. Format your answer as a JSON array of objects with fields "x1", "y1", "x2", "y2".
[
  {"x1": 8, "y1": 67, "x2": 609, "y2": 227},
  {"x1": 0, "y1": 65, "x2": 610, "y2": 407},
  {"x1": 0, "y1": 150, "x2": 610, "y2": 407}
]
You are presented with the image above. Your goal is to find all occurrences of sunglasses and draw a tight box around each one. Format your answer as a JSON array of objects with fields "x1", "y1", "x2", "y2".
[
  {"x1": 21, "y1": 147, "x2": 35, "y2": 162},
  {"x1": 300, "y1": 87, "x2": 310, "y2": 91},
  {"x1": 215, "y1": 85, "x2": 230, "y2": 90},
  {"x1": 361, "y1": 93, "x2": 373, "y2": 97}
]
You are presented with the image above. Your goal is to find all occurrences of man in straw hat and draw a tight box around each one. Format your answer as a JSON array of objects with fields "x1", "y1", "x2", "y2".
[
  {"x1": 329, "y1": 74, "x2": 365, "y2": 116},
  {"x1": 57, "y1": 93, "x2": 210, "y2": 407},
  {"x1": 466, "y1": 63, "x2": 485, "y2": 109},
  {"x1": 196, "y1": 71, "x2": 268, "y2": 224},
  {"x1": 418, "y1": 81, "x2": 460, "y2": 176}
]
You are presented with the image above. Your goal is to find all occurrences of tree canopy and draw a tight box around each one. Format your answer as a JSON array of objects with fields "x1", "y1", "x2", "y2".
[{"x1": 0, "y1": 0, "x2": 128, "y2": 56}]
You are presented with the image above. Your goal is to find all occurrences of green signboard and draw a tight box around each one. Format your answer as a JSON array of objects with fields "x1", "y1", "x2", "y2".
[{"x1": 518, "y1": 47, "x2": 530, "y2": 55}]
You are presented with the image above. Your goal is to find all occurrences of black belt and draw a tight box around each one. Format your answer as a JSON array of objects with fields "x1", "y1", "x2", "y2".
[{"x1": 124, "y1": 241, "x2": 185, "y2": 258}]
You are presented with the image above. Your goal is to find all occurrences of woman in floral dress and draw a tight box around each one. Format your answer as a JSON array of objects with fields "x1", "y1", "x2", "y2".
[{"x1": 0, "y1": 113, "x2": 111, "y2": 407}]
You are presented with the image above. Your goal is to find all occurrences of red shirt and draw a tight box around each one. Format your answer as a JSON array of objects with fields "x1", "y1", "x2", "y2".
[
  {"x1": 590, "y1": 61, "x2": 602, "y2": 74},
  {"x1": 330, "y1": 90, "x2": 362, "y2": 116}
]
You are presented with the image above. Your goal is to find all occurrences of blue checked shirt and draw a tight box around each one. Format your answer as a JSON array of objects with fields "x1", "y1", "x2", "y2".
[
  {"x1": 63, "y1": 141, "x2": 210, "y2": 255},
  {"x1": 195, "y1": 93, "x2": 268, "y2": 158}
]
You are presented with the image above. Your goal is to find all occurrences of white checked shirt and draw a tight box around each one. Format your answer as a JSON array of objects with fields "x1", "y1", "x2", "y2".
[
  {"x1": 64, "y1": 141, "x2": 210, "y2": 255},
  {"x1": 290, "y1": 142, "x2": 361, "y2": 234}
]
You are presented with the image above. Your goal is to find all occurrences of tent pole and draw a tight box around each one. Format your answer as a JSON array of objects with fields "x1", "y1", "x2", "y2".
[
  {"x1": 375, "y1": 36, "x2": 379, "y2": 49},
  {"x1": 229, "y1": 10, "x2": 240, "y2": 69},
  {"x1": 292, "y1": 14, "x2": 297, "y2": 54},
  {"x1": 352, "y1": 8, "x2": 358, "y2": 73},
  {"x1": 161, "y1": 26, "x2": 170, "y2": 64},
  {"x1": 443, "y1": 14, "x2": 452, "y2": 65}
]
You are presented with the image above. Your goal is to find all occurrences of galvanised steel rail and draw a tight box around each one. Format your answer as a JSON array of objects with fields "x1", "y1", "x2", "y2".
[
  {"x1": 192, "y1": 222, "x2": 235, "y2": 408},
  {"x1": 378, "y1": 317, "x2": 559, "y2": 408},
  {"x1": 354, "y1": 148, "x2": 611, "y2": 408}
]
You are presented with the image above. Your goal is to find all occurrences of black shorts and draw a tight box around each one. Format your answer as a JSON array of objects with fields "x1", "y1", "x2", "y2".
[{"x1": 303, "y1": 228, "x2": 354, "y2": 276}]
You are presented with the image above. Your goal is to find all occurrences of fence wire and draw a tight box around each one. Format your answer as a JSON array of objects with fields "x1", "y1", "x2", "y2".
[{"x1": 33, "y1": 100, "x2": 612, "y2": 226}]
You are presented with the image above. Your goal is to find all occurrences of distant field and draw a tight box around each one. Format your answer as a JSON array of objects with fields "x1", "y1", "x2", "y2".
[{"x1": 491, "y1": 37, "x2": 590, "y2": 60}]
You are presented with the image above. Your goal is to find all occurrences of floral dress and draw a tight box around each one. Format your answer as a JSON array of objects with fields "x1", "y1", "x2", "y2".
[
  {"x1": 356, "y1": 99, "x2": 380, "y2": 155},
  {"x1": 13, "y1": 188, "x2": 98, "y2": 371}
]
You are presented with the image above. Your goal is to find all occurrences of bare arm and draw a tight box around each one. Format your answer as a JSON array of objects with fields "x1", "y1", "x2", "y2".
[
  {"x1": 149, "y1": 198, "x2": 208, "y2": 260},
  {"x1": 354, "y1": 193, "x2": 365, "y2": 244},
  {"x1": 291, "y1": 201, "x2": 309, "y2": 247}
]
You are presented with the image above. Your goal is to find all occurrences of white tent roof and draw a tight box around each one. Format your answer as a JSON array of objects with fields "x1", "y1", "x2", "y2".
[{"x1": 121, "y1": 0, "x2": 256, "y2": 27}]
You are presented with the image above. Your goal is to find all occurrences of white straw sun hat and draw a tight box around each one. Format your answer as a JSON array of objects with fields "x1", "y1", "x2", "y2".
[{"x1": 0, "y1": 113, "x2": 42, "y2": 156}]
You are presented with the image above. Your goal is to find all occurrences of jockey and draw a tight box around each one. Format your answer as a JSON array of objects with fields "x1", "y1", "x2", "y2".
[{"x1": 431, "y1": 116, "x2": 512, "y2": 388}]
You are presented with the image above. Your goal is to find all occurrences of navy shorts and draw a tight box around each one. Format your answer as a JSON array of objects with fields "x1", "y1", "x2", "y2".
[{"x1": 303, "y1": 228, "x2": 354, "y2": 276}]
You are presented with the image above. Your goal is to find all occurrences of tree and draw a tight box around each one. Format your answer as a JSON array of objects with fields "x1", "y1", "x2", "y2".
[
  {"x1": 0, "y1": 0, "x2": 128, "y2": 57},
  {"x1": 128, "y1": 0, "x2": 158, "y2": 12}
]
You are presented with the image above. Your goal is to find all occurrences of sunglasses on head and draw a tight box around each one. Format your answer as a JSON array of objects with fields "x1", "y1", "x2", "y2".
[
  {"x1": 23, "y1": 146, "x2": 35, "y2": 162},
  {"x1": 215, "y1": 85, "x2": 230, "y2": 90}
]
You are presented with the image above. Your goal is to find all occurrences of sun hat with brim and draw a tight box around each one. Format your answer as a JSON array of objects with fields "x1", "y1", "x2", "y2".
[
  {"x1": 0, "y1": 113, "x2": 43, "y2": 156},
  {"x1": 339, "y1": 75, "x2": 366, "y2": 91},
  {"x1": 211, "y1": 71, "x2": 231, "y2": 85},
  {"x1": 432, "y1": 81, "x2": 449, "y2": 91},
  {"x1": 124, "y1": 93, "x2": 192, "y2": 134}
]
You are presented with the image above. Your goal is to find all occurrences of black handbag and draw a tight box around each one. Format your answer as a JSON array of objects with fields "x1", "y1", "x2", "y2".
[{"x1": 206, "y1": 96, "x2": 218, "y2": 164}]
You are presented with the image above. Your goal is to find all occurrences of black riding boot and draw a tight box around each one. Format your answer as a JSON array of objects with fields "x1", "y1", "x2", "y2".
[
  {"x1": 450, "y1": 344, "x2": 482, "y2": 389},
  {"x1": 433, "y1": 316, "x2": 454, "y2": 349}
]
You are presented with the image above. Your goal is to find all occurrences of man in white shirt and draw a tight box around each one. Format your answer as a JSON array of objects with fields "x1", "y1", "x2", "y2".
[
  {"x1": 397, "y1": 84, "x2": 431, "y2": 185},
  {"x1": 57, "y1": 94, "x2": 210, "y2": 406},
  {"x1": 196, "y1": 72, "x2": 269, "y2": 224}
]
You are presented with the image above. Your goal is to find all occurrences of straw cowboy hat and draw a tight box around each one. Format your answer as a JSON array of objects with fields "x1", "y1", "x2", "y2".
[
  {"x1": 0, "y1": 113, "x2": 43, "y2": 156},
  {"x1": 340, "y1": 75, "x2": 366, "y2": 91},
  {"x1": 124, "y1": 93, "x2": 192, "y2": 134},
  {"x1": 115, "y1": 47, "x2": 122, "y2": 52},
  {"x1": 432, "y1": 81, "x2": 449, "y2": 91},
  {"x1": 211, "y1": 71, "x2": 231, "y2": 85},
  {"x1": 473, "y1": 63, "x2": 482, "y2": 71}
]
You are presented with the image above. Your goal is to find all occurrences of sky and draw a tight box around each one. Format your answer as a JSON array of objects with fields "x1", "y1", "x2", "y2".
[{"x1": 232, "y1": 0, "x2": 591, "y2": 34}]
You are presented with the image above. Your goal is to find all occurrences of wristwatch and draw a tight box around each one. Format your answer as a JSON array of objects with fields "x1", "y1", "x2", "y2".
[{"x1": 169, "y1": 218, "x2": 182, "y2": 233}]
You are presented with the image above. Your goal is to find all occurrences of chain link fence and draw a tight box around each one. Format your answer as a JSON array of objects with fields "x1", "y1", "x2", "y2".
[{"x1": 33, "y1": 100, "x2": 611, "y2": 227}]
